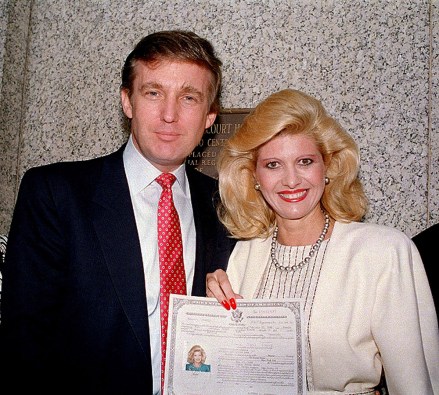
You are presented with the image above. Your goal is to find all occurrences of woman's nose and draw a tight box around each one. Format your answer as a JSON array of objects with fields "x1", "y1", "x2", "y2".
[{"x1": 282, "y1": 168, "x2": 301, "y2": 187}]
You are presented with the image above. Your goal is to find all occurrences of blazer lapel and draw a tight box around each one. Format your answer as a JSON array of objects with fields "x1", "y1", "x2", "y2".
[
  {"x1": 91, "y1": 148, "x2": 150, "y2": 358},
  {"x1": 186, "y1": 167, "x2": 218, "y2": 296}
]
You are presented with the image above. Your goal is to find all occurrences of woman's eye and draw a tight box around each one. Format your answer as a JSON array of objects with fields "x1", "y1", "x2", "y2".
[
  {"x1": 299, "y1": 158, "x2": 313, "y2": 166},
  {"x1": 266, "y1": 161, "x2": 279, "y2": 169}
]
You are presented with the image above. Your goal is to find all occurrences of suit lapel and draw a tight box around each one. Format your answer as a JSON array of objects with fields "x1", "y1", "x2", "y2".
[
  {"x1": 186, "y1": 167, "x2": 217, "y2": 296},
  {"x1": 91, "y1": 147, "x2": 150, "y2": 358}
]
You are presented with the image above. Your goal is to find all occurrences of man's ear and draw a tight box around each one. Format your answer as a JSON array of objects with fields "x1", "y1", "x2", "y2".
[
  {"x1": 120, "y1": 89, "x2": 133, "y2": 119},
  {"x1": 205, "y1": 111, "x2": 217, "y2": 129}
]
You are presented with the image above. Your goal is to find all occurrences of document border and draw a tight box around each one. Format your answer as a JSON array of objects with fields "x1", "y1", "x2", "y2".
[{"x1": 165, "y1": 296, "x2": 306, "y2": 395}]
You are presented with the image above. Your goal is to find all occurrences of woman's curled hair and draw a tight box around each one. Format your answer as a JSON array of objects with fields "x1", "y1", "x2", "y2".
[{"x1": 217, "y1": 88, "x2": 368, "y2": 239}]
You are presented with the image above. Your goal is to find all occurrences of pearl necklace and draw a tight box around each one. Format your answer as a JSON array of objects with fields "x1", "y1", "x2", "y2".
[{"x1": 271, "y1": 212, "x2": 330, "y2": 272}]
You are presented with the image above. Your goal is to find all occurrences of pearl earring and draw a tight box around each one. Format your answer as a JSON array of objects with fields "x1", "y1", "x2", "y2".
[
  {"x1": 325, "y1": 177, "x2": 330, "y2": 185},
  {"x1": 254, "y1": 183, "x2": 261, "y2": 190}
]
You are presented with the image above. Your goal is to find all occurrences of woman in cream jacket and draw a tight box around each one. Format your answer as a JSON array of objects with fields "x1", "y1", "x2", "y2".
[{"x1": 207, "y1": 89, "x2": 438, "y2": 394}]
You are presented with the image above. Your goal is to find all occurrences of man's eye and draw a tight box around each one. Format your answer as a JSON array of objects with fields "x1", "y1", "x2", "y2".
[{"x1": 183, "y1": 95, "x2": 197, "y2": 102}]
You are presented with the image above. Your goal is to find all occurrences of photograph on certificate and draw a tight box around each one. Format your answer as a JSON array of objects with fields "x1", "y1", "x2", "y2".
[{"x1": 164, "y1": 295, "x2": 306, "y2": 395}]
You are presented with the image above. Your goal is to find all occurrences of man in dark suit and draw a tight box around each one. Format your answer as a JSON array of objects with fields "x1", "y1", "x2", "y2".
[
  {"x1": 413, "y1": 223, "x2": 438, "y2": 317},
  {"x1": 0, "y1": 30, "x2": 233, "y2": 394}
]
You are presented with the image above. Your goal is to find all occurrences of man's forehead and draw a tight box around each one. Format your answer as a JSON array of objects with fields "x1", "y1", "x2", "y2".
[{"x1": 133, "y1": 59, "x2": 213, "y2": 90}]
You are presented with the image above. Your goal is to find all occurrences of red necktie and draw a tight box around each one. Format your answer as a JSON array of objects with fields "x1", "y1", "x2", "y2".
[{"x1": 156, "y1": 173, "x2": 187, "y2": 392}]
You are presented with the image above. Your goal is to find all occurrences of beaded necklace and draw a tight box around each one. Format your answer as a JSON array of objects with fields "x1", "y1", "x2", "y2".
[{"x1": 270, "y1": 212, "x2": 330, "y2": 272}]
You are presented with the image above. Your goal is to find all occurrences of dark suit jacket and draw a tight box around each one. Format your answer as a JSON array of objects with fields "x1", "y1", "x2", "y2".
[
  {"x1": 413, "y1": 223, "x2": 438, "y2": 317},
  {"x1": 0, "y1": 146, "x2": 233, "y2": 394}
]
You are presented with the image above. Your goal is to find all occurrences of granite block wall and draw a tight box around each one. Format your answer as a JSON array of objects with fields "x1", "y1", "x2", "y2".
[{"x1": 0, "y1": 0, "x2": 438, "y2": 237}]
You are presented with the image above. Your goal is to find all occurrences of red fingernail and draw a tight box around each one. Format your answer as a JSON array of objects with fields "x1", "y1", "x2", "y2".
[
  {"x1": 221, "y1": 300, "x2": 231, "y2": 310},
  {"x1": 230, "y1": 298, "x2": 237, "y2": 310}
]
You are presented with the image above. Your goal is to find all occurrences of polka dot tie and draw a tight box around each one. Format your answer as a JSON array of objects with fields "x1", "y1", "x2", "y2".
[{"x1": 156, "y1": 173, "x2": 187, "y2": 392}]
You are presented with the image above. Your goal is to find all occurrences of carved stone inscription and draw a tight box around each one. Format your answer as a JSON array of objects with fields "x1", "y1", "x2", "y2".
[{"x1": 186, "y1": 109, "x2": 251, "y2": 179}]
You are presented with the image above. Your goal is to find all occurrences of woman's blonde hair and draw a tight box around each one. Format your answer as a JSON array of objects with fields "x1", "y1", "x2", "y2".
[
  {"x1": 217, "y1": 89, "x2": 368, "y2": 239},
  {"x1": 187, "y1": 345, "x2": 207, "y2": 364}
]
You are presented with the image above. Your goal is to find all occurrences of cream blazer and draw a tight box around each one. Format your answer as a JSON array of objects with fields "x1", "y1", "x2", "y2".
[{"x1": 227, "y1": 221, "x2": 439, "y2": 395}]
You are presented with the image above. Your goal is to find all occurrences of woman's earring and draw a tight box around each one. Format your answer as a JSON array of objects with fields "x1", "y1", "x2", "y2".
[
  {"x1": 325, "y1": 177, "x2": 330, "y2": 185},
  {"x1": 254, "y1": 183, "x2": 261, "y2": 190}
]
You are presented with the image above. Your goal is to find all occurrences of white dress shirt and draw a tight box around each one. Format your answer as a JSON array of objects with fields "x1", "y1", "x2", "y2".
[{"x1": 123, "y1": 135, "x2": 196, "y2": 394}]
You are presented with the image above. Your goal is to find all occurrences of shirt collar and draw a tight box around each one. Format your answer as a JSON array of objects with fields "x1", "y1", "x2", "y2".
[{"x1": 123, "y1": 135, "x2": 188, "y2": 195}]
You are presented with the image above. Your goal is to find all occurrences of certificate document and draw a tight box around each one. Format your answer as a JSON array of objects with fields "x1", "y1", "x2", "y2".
[{"x1": 164, "y1": 295, "x2": 307, "y2": 395}]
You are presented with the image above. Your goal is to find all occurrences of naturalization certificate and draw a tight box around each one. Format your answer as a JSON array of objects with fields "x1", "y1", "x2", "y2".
[{"x1": 164, "y1": 295, "x2": 307, "y2": 395}]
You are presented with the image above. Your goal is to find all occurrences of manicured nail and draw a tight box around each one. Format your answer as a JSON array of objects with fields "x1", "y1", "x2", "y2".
[
  {"x1": 221, "y1": 300, "x2": 231, "y2": 310},
  {"x1": 230, "y1": 298, "x2": 237, "y2": 310}
]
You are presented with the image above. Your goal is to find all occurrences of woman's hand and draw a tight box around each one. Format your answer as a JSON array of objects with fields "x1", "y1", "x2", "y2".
[{"x1": 206, "y1": 269, "x2": 242, "y2": 310}]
